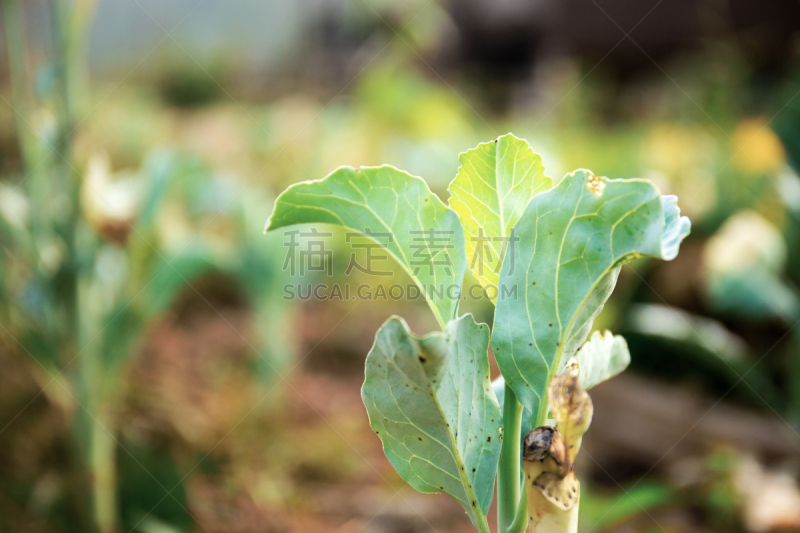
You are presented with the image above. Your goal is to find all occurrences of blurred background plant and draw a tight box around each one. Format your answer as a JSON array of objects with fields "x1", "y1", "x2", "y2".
[
  {"x1": 0, "y1": 1, "x2": 297, "y2": 531},
  {"x1": 1, "y1": 0, "x2": 800, "y2": 532}
]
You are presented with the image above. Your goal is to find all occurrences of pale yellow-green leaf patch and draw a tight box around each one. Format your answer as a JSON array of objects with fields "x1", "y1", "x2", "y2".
[{"x1": 448, "y1": 134, "x2": 551, "y2": 301}]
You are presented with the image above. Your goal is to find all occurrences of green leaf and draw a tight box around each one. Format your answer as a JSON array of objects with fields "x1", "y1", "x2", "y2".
[
  {"x1": 448, "y1": 134, "x2": 551, "y2": 300},
  {"x1": 361, "y1": 314, "x2": 501, "y2": 527},
  {"x1": 560, "y1": 330, "x2": 630, "y2": 390},
  {"x1": 266, "y1": 165, "x2": 467, "y2": 327},
  {"x1": 492, "y1": 169, "x2": 690, "y2": 425}
]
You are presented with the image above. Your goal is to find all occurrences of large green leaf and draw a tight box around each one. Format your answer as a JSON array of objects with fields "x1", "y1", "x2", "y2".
[
  {"x1": 560, "y1": 330, "x2": 630, "y2": 390},
  {"x1": 448, "y1": 134, "x2": 551, "y2": 300},
  {"x1": 492, "y1": 170, "x2": 690, "y2": 425},
  {"x1": 266, "y1": 165, "x2": 466, "y2": 327},
  {"x1": 362, "y1": 314, "x2": 501, "y2": 527}
]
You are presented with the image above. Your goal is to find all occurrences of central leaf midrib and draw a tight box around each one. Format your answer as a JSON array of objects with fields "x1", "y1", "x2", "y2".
[
  {"x1": 534, "y1": 192, "x2": 660, "y2": 425},
  {"x1": 495, "y1": 141, "x2": 507, "y2": 260},
  {"x1": 368, "y1": 360, "x2": 465, "y2": 489},
  {"x1": 420, "y1": 327, "x2": 488, "y2": 524},
  {"x1": 296, "y1": 185, "x2": 450, "y2": 326}
]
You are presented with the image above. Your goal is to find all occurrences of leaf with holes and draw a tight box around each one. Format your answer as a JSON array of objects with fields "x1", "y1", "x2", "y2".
[
  {"x1": 361, "y1": 314, "x2": 502, "y2": 528},
  {"x1": 265, "y1": 165, "x2": 466, "y2": 327},
  {"x1": 448, "y1": 134, "x2": 551, "y2": 300},
  {"x1": 492, "y1": 169, "x2": 691, "y2": 426}
]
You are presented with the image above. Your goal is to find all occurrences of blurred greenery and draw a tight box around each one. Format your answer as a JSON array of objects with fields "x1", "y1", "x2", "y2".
[{"x1": 1, "y1": 0, "x2": 800, "y2": 532}]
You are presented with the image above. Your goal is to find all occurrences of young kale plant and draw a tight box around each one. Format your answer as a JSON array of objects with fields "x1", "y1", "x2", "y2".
[{"x1": 265, "y1": 134, "x2": 690, "y2": 532}]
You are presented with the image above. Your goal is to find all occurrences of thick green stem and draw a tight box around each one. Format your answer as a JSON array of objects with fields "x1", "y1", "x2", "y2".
[
  {"x1": 0, "y1": 0, "x2": 36, "y2": 172},
  {"x1": 497, "y1": 383, "x2": 523, "y2": 532},
  {"x1": 89, "y1": 412, "x2": 117, "y2": 533},
  {"x1": 48, "y1": 0, "x2": 81, "y2": 345},
  {"x1": 535, "y1": 394, "x2": 550, "y2": 428},
  {"x1": 0, "y1": 0, "x2": 46, "y2": 266},
  {"x1": 507, "y1": 483, "x2": 530, "y2": 533},
  {"x1": 50, "y1": 2, "x2": 112, "y2": 532}
]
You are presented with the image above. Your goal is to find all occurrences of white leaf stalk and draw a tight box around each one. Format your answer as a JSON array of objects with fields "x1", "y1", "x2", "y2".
[{"x1": 522, "y1": 359, "x2": 592, "y2": 533}]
